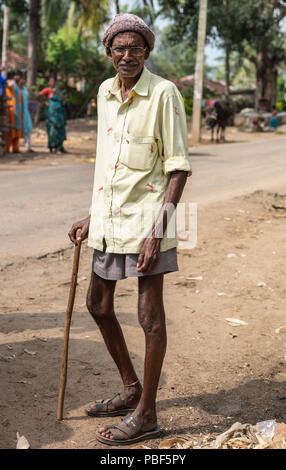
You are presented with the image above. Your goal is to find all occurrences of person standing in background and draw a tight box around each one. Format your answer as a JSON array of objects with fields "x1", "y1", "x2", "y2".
[
  {"x1": 19, "y1": 75, "x2": 34, "y2": 153},
  {"x1": 37, "y1": 77, "x2": 68, "y2": 154},
  {"x1": 6, "y1": 70, "x2": 23, "y2": 153},
  {"x1": 0, "y1": 65, "x2": 7, "y2": 97},
  {"x1": 269, "y1": 107, "x2": 279, "y2": 130}
]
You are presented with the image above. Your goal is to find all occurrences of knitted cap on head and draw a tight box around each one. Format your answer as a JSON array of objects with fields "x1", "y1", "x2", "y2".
[{"x1": 102, "y1": 13, "x2": 155, "y2": 55}]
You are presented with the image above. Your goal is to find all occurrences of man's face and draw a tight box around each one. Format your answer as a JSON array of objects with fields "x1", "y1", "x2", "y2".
[{"x1": 110, "y1": 32, "x2": 150, "y2": 79}]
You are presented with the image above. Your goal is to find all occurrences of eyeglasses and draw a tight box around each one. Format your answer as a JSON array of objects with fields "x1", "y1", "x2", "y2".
[{"x1": 110, "y1": 46, "x2": 147, "y2": 57}]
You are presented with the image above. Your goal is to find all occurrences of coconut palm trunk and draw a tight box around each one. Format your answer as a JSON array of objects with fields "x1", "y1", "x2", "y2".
[{"x1": 27, "y1": 0, "x2": 42, "y2": 90}]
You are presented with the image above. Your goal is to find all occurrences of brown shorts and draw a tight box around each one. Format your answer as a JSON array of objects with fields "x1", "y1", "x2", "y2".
[{"x1": 92, "y1": 248, "x2": 178, "y2": 281}]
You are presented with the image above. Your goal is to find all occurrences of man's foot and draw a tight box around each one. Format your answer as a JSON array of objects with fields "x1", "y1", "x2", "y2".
[
  {"x1": 86, "y1": 381, "x2": 142, "y2": 417},
  {"x1": 96, "y1": 412, "x2": 160, "y2": 446}
]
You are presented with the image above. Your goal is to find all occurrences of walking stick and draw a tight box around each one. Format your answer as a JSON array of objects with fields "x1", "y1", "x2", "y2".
[{"x1": 57, "y1": 229, "x2": 82, "y2": 421}]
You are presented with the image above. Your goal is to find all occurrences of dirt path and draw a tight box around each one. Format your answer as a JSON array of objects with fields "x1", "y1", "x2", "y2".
[
  {"x1": 1, "y1": 189, "x2": 286, "y2": 449},
  {"x1": 1, "y1": 120, "x2": 286, "y2": 267}
]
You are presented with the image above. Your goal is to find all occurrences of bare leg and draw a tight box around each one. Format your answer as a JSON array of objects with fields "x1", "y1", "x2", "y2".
[
  {"x1": 136, "y1": 273, "x2": 166, "y2": 416},
  {"x1": 6, "y1": 139, "x2": 12, "y2": 152},
  {"x1": 86, "y1": 272, "x2": 142, "y2": 410},
  {"x1": 13, "y1": 137, "x2": 20, "y2": 153},
  {"x1": 100, "y1": 273, "x2": 166, "y2": 440}
]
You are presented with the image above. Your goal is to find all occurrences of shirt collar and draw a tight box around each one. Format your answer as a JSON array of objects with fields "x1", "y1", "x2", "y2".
[{"x1": 104, "y1": 66, "x2": 151, "y2": 100}]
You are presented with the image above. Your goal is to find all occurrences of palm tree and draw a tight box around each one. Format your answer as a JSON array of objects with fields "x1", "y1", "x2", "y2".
[
  {"x1": 42, "y1": 0, "x2": 70, "y2": 34},
  {"x1": 70, "y1": 0, "x2": 110, "y2": 35},
  {"x1": 28, "y1": 0, "x2": 112, "y2": 87},
  {"x1": 44, "y1": 0, "x2": 110, "y2": 38}
]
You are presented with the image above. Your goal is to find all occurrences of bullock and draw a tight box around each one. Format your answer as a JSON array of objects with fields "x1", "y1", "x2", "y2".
[{"x1": 205, "y1": 100, "x2": 233, "y2": 143}]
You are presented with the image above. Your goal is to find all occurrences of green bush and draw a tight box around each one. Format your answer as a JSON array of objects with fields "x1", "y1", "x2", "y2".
[
  {"x1": 277, "y1": 77, "x2": 286, "y2": 106},
  {"x1": 183, "y1": 96, "x2": 193, "y2": 116},
  {"x1": 276, "y1": 101, "x2": 284, "y2": 112},
  {"x1": 68, "y1": 89, "x2": 85, "y2": 106}
]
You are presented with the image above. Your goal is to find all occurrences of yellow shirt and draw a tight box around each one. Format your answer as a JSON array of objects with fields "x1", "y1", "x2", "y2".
[{"x1": 88, "y1": 66, "x2": 191, "y2": 254}]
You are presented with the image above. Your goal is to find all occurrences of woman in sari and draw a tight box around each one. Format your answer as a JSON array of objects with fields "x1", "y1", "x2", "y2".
[
  {"x1": 6, "y1": 70, "x2": 24, "y2": 153},
  {"x1": 38, "y1": 77, "x2": 67, "y2": 153},
  {"x1": 19, "y1": 75, "x2": 34, "y2": 152}
]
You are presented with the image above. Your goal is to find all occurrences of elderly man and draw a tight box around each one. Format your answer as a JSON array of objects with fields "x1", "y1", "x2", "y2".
[{"x1": 69, "y1": 13, "x2": 191, "y2": 446}]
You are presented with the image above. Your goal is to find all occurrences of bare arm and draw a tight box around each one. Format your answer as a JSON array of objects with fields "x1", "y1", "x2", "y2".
[{"x1": 137, "y1": 170, "x2": 188, "y2": 273}]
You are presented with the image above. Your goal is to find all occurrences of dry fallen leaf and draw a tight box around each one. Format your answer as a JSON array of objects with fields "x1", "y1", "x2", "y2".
[
  {"x1": 275, "y1": 326, "x2": 286, "y2": 334},
  {"x1": 270, "y1": 424, "x2": 286, "y2": 449},
  {"x1": 158, "y1": 437, "x2": 190, "y2": 449},
  {"x1": 24, "y1": 349, "x2": 37, "y2": 356},
  {"x1": 185, "y1": 276, "x2": 203, "y2": 281},
  {"x1": 16, "y1": 432, "x2": 30, "y2": 449},
  {"x1": 225, "y1": 318, "x2": 248, "y2": 326}
]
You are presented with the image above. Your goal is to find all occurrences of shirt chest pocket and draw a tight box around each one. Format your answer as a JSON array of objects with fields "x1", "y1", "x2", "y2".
[{"x1": 119, "y1": 133, "x2": 158, "y2": 171}]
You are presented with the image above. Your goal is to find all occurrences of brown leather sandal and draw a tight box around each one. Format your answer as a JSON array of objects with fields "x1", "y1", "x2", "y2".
[
  {"x1": 86, "y1": 393, "x2": 136, "y2": 417},
  {"x1": 96, "y1": 415, "x2": 161, "y2": 446}
]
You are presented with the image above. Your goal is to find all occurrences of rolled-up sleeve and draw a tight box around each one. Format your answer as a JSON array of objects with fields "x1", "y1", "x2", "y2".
[{"x1": 160, "y1": 88, "x2": 192, "y2": 177}]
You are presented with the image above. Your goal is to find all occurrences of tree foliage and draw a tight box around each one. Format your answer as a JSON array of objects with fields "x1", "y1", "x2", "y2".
[
  {"x1": 212, "y1": 52, "x2": 256, "y2": 90},
  {"x1": 42, "y1": 0, "x2": 70, "y2": 35},
  {"x1": 157, "y1": 0, "x2": 286, "y2": 54},
  {"x1": 45, "y1": 25, "x2": 113, "y2": 80},
  {"x1": 158, "y1": 0, "x2": 286, "y2": 106},
  {"x1": 0, "y1": 0, "x2": 28, "y2": 47},
  {"x1": 3, "y1": 0, "x2": 285, "y2": 108},
  {"x1": 151, "y1": 24, "x2": 196, "y2": 79},
  {"x1": 46, "y1": 27, "x2": 82, "y2": 77},
  {"x1": 42, "y1": 0, "x2": 110, "y2": 38}
]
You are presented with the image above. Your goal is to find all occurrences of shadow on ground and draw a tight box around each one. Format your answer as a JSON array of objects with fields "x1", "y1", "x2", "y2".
[
  {"x1": 157, "y1": 377, "x2": 286, "y2": 438},
  {"x1": 0, "y1": 310, "x2": 165, "y2": 448},
  {"x1": 1, "y1": 311, "x2": 285, "y2": 448}
]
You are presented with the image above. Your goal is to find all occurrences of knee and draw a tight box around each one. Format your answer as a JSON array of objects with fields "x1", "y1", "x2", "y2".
[
  {"x1": 86, "y1": 293, "x2": 112, "y2": 323},
  {"x1": 138, "y1": 304, "x2": 166, "y2": 338}
]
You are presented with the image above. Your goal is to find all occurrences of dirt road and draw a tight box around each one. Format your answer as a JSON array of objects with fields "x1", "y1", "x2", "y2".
[
  {"x1": 0, "y1": 123, "x2": 286, "y2": 449},
  {"x1": 1, "y1": 124, "x2": 286, "y2": 266}
]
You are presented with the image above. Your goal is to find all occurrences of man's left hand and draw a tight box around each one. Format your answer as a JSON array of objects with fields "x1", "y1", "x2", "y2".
[{"x1": 137, "y1": 237, "x2": 161, "y2": 274}]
